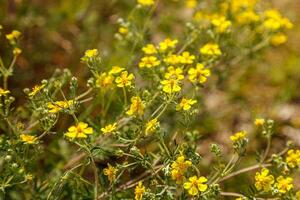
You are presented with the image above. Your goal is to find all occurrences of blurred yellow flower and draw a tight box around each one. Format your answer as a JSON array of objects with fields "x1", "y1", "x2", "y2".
[
  {"x1": 254, "y1": 168, "x2": 274, "y2": 192},
  {"x1": 84, "y1": 49, "x2": 99, "y2": 58},
  {"x1": 47, "y1": 100, "x2": 74, "y2": 113},
  {"x1": 109, "y1": 66, "x2": 125, "y2": 75},
  {"x1": 139, "y1": 56, "x2": 160, "y2": 68},
  {"x1": 145, "y1": 118, "x2": 159, "y2": 134},
  {"x1": 135, "y1": 182, "x2": 145, "y2": 200},
  {"x1": 0, "y1": 88, "x2": 10, "y2": 97},
  {"x1": 142, "y1": 44, "x2": 157, "y2": 54},
  {"x1": 159, "y1": 38, "x2": 178, "y2": 52},
  {"x1": 236, "y1": 11, "x2": 260, "y2": 24},
  {"x1": 271, "y1": 33, "x2": 287, "y2": 46},
  {"x1": 20, "y1": 134, "x2": 37, "y2": 144},
  {"x1": 101, "y1": 123, "x2": 117, "y2": 134},
  {"x1": 126, "y1": 96, "x2": 145, "y2": 116},
  {"x1": 184, "y1": 176, "x2": 208, "y2": 196},
  {"x1": 118, "y1": 27, "x2": 129, "y2": 35},
  {"x1": 179, "y1": 51, "x2": 195, "y2": 64},
  {"x1": 65, "y1": 122, "x2": 93, "y2": 139},
  {"x1": 176, "y1": 98, "x2": 197, "y2": 111},
  {"x1": 200, "y1": 43, "x2": 222, "y2": 56},
  {"x1": 137, "y1": 0, "x2": 154, "y2": 6},
  {"x1": 188, "y1": 63, "x2": 210, "y2": 84},
  {"x1": 115, "y1": 71, "x2": 135, "y2": 87},
  {"x1": 163, "y1": 54, "x2": 180, "y2": 65},
  {"x1": 165, "y1": 66, "x2": 184, "y2": 80},
  {"x1": 254, "y1": 118, "x2": 265, "y2": 126},
  {"x1": 96, "y1": 73, "x2": 114, "y2": 88},
  {"x1": 285, "y1": 149, "x2": 300, "y2": 168},
  {"x1": 211, "y1": 16, "x2": 231, "y2": 33},
  {"x1": 13, "y1": 47, "x2": 22, "y2": 56},
  {"x1": 230, "y1": 131, "x2": 247, "y2": 143}
]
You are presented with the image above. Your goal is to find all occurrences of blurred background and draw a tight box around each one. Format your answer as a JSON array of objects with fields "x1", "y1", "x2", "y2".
[{"x1": 0, "y1": 0, "x2": 299, "y2": 195}]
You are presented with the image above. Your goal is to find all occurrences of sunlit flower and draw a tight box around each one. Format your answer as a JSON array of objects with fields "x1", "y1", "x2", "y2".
[
  {"x1": 65, "y1": 122, "x2": 93, "y2": 139},
  {"x1": 254, "y1": 168, "x2": 274, "y2": 192},
  {"x1": 135, "y1": 182, "x2": 145, "y2": 200},
  {"x1": 176, "y1": 98, "x2": 197, "y2": 111},
  {"x1": 188, "y1": 63, "x2": 211, "y2": 84},
  {"x1": 6, "y1": 30, "x2": 21, "y2": 42},
  {"x1": 103, "y1": 164, "x2": 118, "y2": 183},
  {"x1": 185, "y1": 0, "x2": 197, "y2": 8},
  {"x1": 159, "y1": 38, "x2": 178, "y2": 52},
  {"x1": 109, "y1": 66, "x2": 125, "y2": 75},
  {"x1": 47, "y1": 100, "x2": 74, "y2": 113},
  {"x1": 137, "y1": 0, "x2": 154, "y2": 6},
  {"x1": 255, "y1": 118, "x2": 265, "y2": 126},
  {"x1": 200, "y1": 43, "x2": 222, "y2": 57},
  {"x1": 142, "y1": 44, "x2": 157, "y2": 55},
  {"x1": 163, "y1": 54, "x2": 180, "y2": 65},
  {"x1": 211, "y1": 16, "x2": 231, "y2": 33},
  {"x1": 139, "y1": 56, "x2": 161, "y2": 68},
  {"x1": 276, "y1": 176, "x2": 293, "y2": 194},
  {"x1": 179, "y1": 51, "x2": 195, "y2": 64},
  {"x1": 184, "y1": 176, "x2": 208, "y2": 196},
  {"x1": 285, "y1": 149, "x2": 300, "y2": 168},
  {"x1": 230, "y1": 131, "x2": 247, "y2": 143},
  {"x1": 115, "y1": 71, "x2": 135, "y2": 87},
  {"x1": 118, "y1": 26, "x2": 129, "y2": 35},
  {"x1": 165, "y1": 66, "x2": 184, "y2": 80},
  {"x1": 270, "y1": 33, "x2": 287, "y2": 46},
  {"x1": 161, "y1": 79, "x2": 181, "y2": 94},
  {"x1": 101, "y1": 123, "x2": 117, "y2": 134},
  {"x1": 263, "y1": 9, "x2": 293, "y2": 31},
  {"x1": 13, "y1": 47, "x2": 22, "y2": 56},
  {"x1": 145, "y1": 118, "x2": 159, "y2": 134},
  {"x1": 236, "y1": 11, "x2": 260, "y2": 24},
  {"x1": 84, "y1": 49, "x2": 99, "y2": 58},
  {"x1": 96, "y1": 73, "x2": 114, "y2": 88},
  {"x1": 0, "y1": 88, "x2": 10, "y2": 97},
  {"x1": 28, "y1": 84, "x2": 45, "y2": 97},
  {"x1": 126, "y1": 96, "x2": 145, "y2": 116},
  {"x1": 171, "y1": 155, "x2": 192, "y2": 184},
  {"x1": 20, "y1": 134, "x2": 37, "y2": 144}
]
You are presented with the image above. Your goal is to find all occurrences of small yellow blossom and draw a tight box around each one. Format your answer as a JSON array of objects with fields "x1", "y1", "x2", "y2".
[
  {"x1": 176, "y1": 98, "x2": 197, "y2": 111},
  {"x1": 118, "y1": 27, "x2": 129, "y2": 35},
  {"x1": 103, "y1": 164, "x2": 118, "y2": 183},
  {"x1": 231, "y1": 0, "x2": 258, "y2": 13},
  {"x1": 47, "y1": 100, "x2": 74, "y2": 113},
  {"x1": 200, "y1": 43, "x2": 222, "y2": 57},
  {"x1": 163, "y1": 54, "x2": 180, "y2": 65},
  {"x1": 255, "y1": 118, "x2": 265, "y2": 126},
  {"x1": 276, "y1": 176, "x2": 293, "y2": 194},
  {"x1": 161, "y1": 79, "x2": 181, "y2": 94},
  {"x1": 28, "y1": 84, "x2": 45, "y2": 97},
  {"x1": 101, "y1": 123, "x2": 117, "y2": 134},
  {"x1": 230, "y1": 131, "x2": 247, "y2": 143},
  {"x1": 263, "y1": 9, "x2": 293, "y2": 31},
  {"x1": 0, "y1": 88, "x2": 10, "y2": 97},
  {"x1": 188, "y1": 63, "x2": 211, "y2": 84},
  {"x1": 20, "y1": 134, "x2": 37, "y2": 144},
  {"x1": 165, "y1": 66, "x2": 184, "y2": 80},
  {"x1": 270, "y1": 33, "x2": 287, "y2": 46},
  {"x1": 179, "y1": 51, "x2": 195, "y2": 64},
  {"x1": 109, "y1": 66, "x2": 125, "y2": 75},
  {"x1": 184, "y1": 176, "x2": 208, "y2": 196},
  {"x1": 171, "y1": 155, "x2": 192, "y2": 184},
  {"x1": 142, "y1": 44, "x2": 157, "y2": 55},
  {"x1": 6, "y1": 30, "x2": 21, "y2": 42},
  {"x1": 254, "y1": 168, "x2": 274, "y2": 192},
  {"x1": 139, "y1": 56, "x2": 161, "y2": 68},
  {"x1": 159, "y1": 38, "x2": 178, "y2": 52},
  {"x1": 83, "y1": 49, "x2": 99, "y2": 58},
  {"x1": 115, "y1": 71, "x2": 135, "y2": 88},
  {"x1": 211, "y1": 16, "x2": 231, "y2": 33},
  {"x1": 135, "y1": 182, "x2": 145, "y2": 200},
  {"x1": 65, "y1": 122, "x2": 93, "y2": 139},
  {"x1": 13, "y1": 47, "x2": 22, "y2": 56},
  {"x1": 137, "y1": 0, "x2": 154, "y2": 6},
  {"x1": 236, "y1": 11, "x2": 260, "y2": 24},
  {"x1": 126, "y1": 96, "x2": 145, "y2": 116},
  {"x1": 285, "y1": 149, "x2": 300, "y2": 168},
  {"x1": 185, "y1": 0, "x2": 197, "y2": 8},
  {"x1": 145, "y1": 118, "x2": 159, "y2": 134},
  {"x1": 96, "y1": 73, "x2": 114, "y2": 88}
]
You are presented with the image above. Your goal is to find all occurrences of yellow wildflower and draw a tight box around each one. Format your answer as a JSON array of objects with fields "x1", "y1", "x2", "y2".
[
  {"x1": 254, "y1": 168, "x2": 274, "y2": 192},
  {"x1": 231, "y1": 0, "x2": 258, "y2": 13},
  {"x1": 65, "y1": 122, "x2": 93, "y2": 139},
  {"x1": 109, "y1": 66, "x2": 125, "y2": 75},
  {"x1": 118, "y1": 26, "x2": 129, "y2": 35},
  {"x1": 115, "y1": 71, "x2": 135, "y2": 87},
  {"x1": 230, "y1": 131, "x2": 247, "y2": 143},
  {"x1": 101, "y1": 123, "x2": 117, "y2": 134},
  {"x1": 139, "y1": 56, "x2": 161, "y2": 68},
  {"x1": 96, "y1": 73, "x2": 114, "y2": 88},
  {"x1": 200, "y1": 43, "x2": 222, "y2": 56},
  {"x1": 179, "y1": 51, "x2": 195, "y2": 64},
  {"x1": 285, "y1": 149, "x2": 300, "y2": 168},
  {"x1": 161, "y1": 79, "x2": 181, "y2": 94},
  {"x1": 185, "y1": 0, "x2": 197, "y2": 8},
  {"x1": 142, "y1": 44, "x2": 157, "y2": 55},
  {"x1": 13, "y1": 47, "x2": 22, "y2": 56},
  {"x1": 184, "y1": 176, "x2": 208, "y2": 196},
  {"x1": 20, "y1": 134, "x2": 37, "y2": 144},
  {"x1": 84, "y1": 49, "x2": 98, "y2": 58},
  {"x1": 255, "y1": 118, "x2": 265, "y2": 126},
  {"x1": 263, "y1": 9, "x2": 293, "y2": 31},
  {"x1": 165, "y1": 66, "x2": 184, "y2": 80},
  {"x1": 159, "y1": 38, "x2": 178, "y2": 52},
  {"x1": 171, "y1": 155, "x2": 192, "y2": 184},
  {"x1": 47, "y1": 100, "x2": 74, "y2": 113},
  {"x1": 145, "y1": 118, "x2": 159, "y2": 134},
  {"x1": 126, "y1": 96, "x2": 145, "y2": 116},
  {"x1": 236, "y1": 11, "x2": 260, "y2": 24},
  {"x1": 188, "y1": 63, "x2": 211, "y2": 84},
  {"x1": 211, "y1": 16, "x2": 231, "y2": 33},
  {"x1": 0, "y1": 88, "x2": 10, "y2": 97},
  {"x1": 6, "y1": 30, "x2": 21, "y2": 42},
  {"x1": 270, "y1": 33, "x2": 287, "y2": 46},
  {"x1": 134, "y1": 182, "x2": 145, "y2": 200},
  {"x1": 103, "y1": 164, "x2": 118, "y2": 183},
  {"x1": 137, "y1": 0, "x2": 154, "y2": 6},
  {"x1": 163, "y1": 54, "x2": 180, "y2": 65},
  {"x1": 28, "y1": 84, "x2": 45, "y2": 97},
  {"x1": 276, "y1": 176, "x2": 293, "y2": 194},
  {"x1": 176, "y1": 98, "x2": 197, "y2": 111}
]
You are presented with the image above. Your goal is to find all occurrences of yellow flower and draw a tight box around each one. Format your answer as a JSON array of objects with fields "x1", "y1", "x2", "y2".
[
  {"x1": 230, "y1": 131, "x2": 247, "y2": 143},
  {"x1": 96, "y1": 73, "x2": 114, "y2": 88},
  {"x1": 176, "y1": 98, "x2": 197, "y2": 111},
  {"x1": 161, "y1": 79, "x2": 181, "y2": 94},
  {"x1": 163, "y1": 54, "x2": 180, "y2": 65},
  {"x1": 270, "y1": 33, "x2": 287, "y2": 46},
  {"x1": 109, "y1": 66, "x2": 125, "y2": 75},
  {"x1": 126, "y1": 96, "x2": 145, "y2": 116},
  {"x1": 142, "y1": 44, "x2": 157, "y2": 55},
  {"x1": 13, "y1": 47, "x2": 22, "y2": 56},
  {"x1": 0, "y1": 88, "x2": 10, "y2": 97},
  {"x1": 159, "y1": 38, "x2": 178, "y2": 52},
  {"x1": 139, "y1": 56, "x2": 161, "y2": 68},
  {"x1": 188, "y1": 63, "x2": 211, "y2": 84},
  {"x1": 171, "y1": 155, "x2": 192, "y2": 184},
  {"x1": 263, "y1": 9, "x2": 293, "y2": 31},
  {"x1": 255, "y1": 118, "x2": 265, "y2": 126},
  {"x1": 230, "y1": 0, "x2": 258, "y2": 13},
  {"x1": 28, "y1": 84, "x2": 45, "y2": 97},
  {"x1": 179, "y1": 51, "x2": 195, "y2": 64},
  {"x1": 285, "y1": 149, "x2": 300, "y2": 168},
  {"x1": 47, "y1": 100, "x2": 74, "y2": 113},
  {"x1": 254, "y1": 168, "x2": 274, "y2": 192},
  {"x1": 184, "y1": 176, "x2": 208, "y2": 196},
  {"x1": 200, "y1": 43, "x2": 222, "y2": 57},
  {"x1": 6, "y1": 30, "x2": 21, "y2": 42},
  {"x1": 103, "y1": 164, "x2": 118, "y2": 183},
  {"x1": 101, "y1": 123, "x2": 117, "y2": 134},
  {"x1": 115, "y1": 71, "x2": 135, "y2": 88},
  {"x1": 65, "y1": 122, "x2": 93, "y2": 139},
  {"x1": 134, "y1": 182, "x2": 145, "y2": 200},
  {"x1": 236, "y1": 11, "x2": 260, "y2": 24},
  {"x1": 165, "y1": 66, "x2": 184, "y2": 80},
  {"x1": 211, "y1": 16, "x2": 231, "y2": 33},
  {"x1": 118, "y1": 27, "x2": 129, "y2": 35},
  {"x1": 84, "y1": 49, "x2": 99, "y2": 58},
  {"x1": 185, "y1": 0, "x2": 197, "y2": 8},
  {"x1": 276, "y1": 176, "x2": 293, "y2": 194},
  {"x1": 20, "y1": 134, "x2": 37, "y2": 144},
  {"x1": 137, "y1": 0, "x2": 154, "y2": 6},
  {"x1": 145, "y1": 118, "x2": 159, "y2": 134}
]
